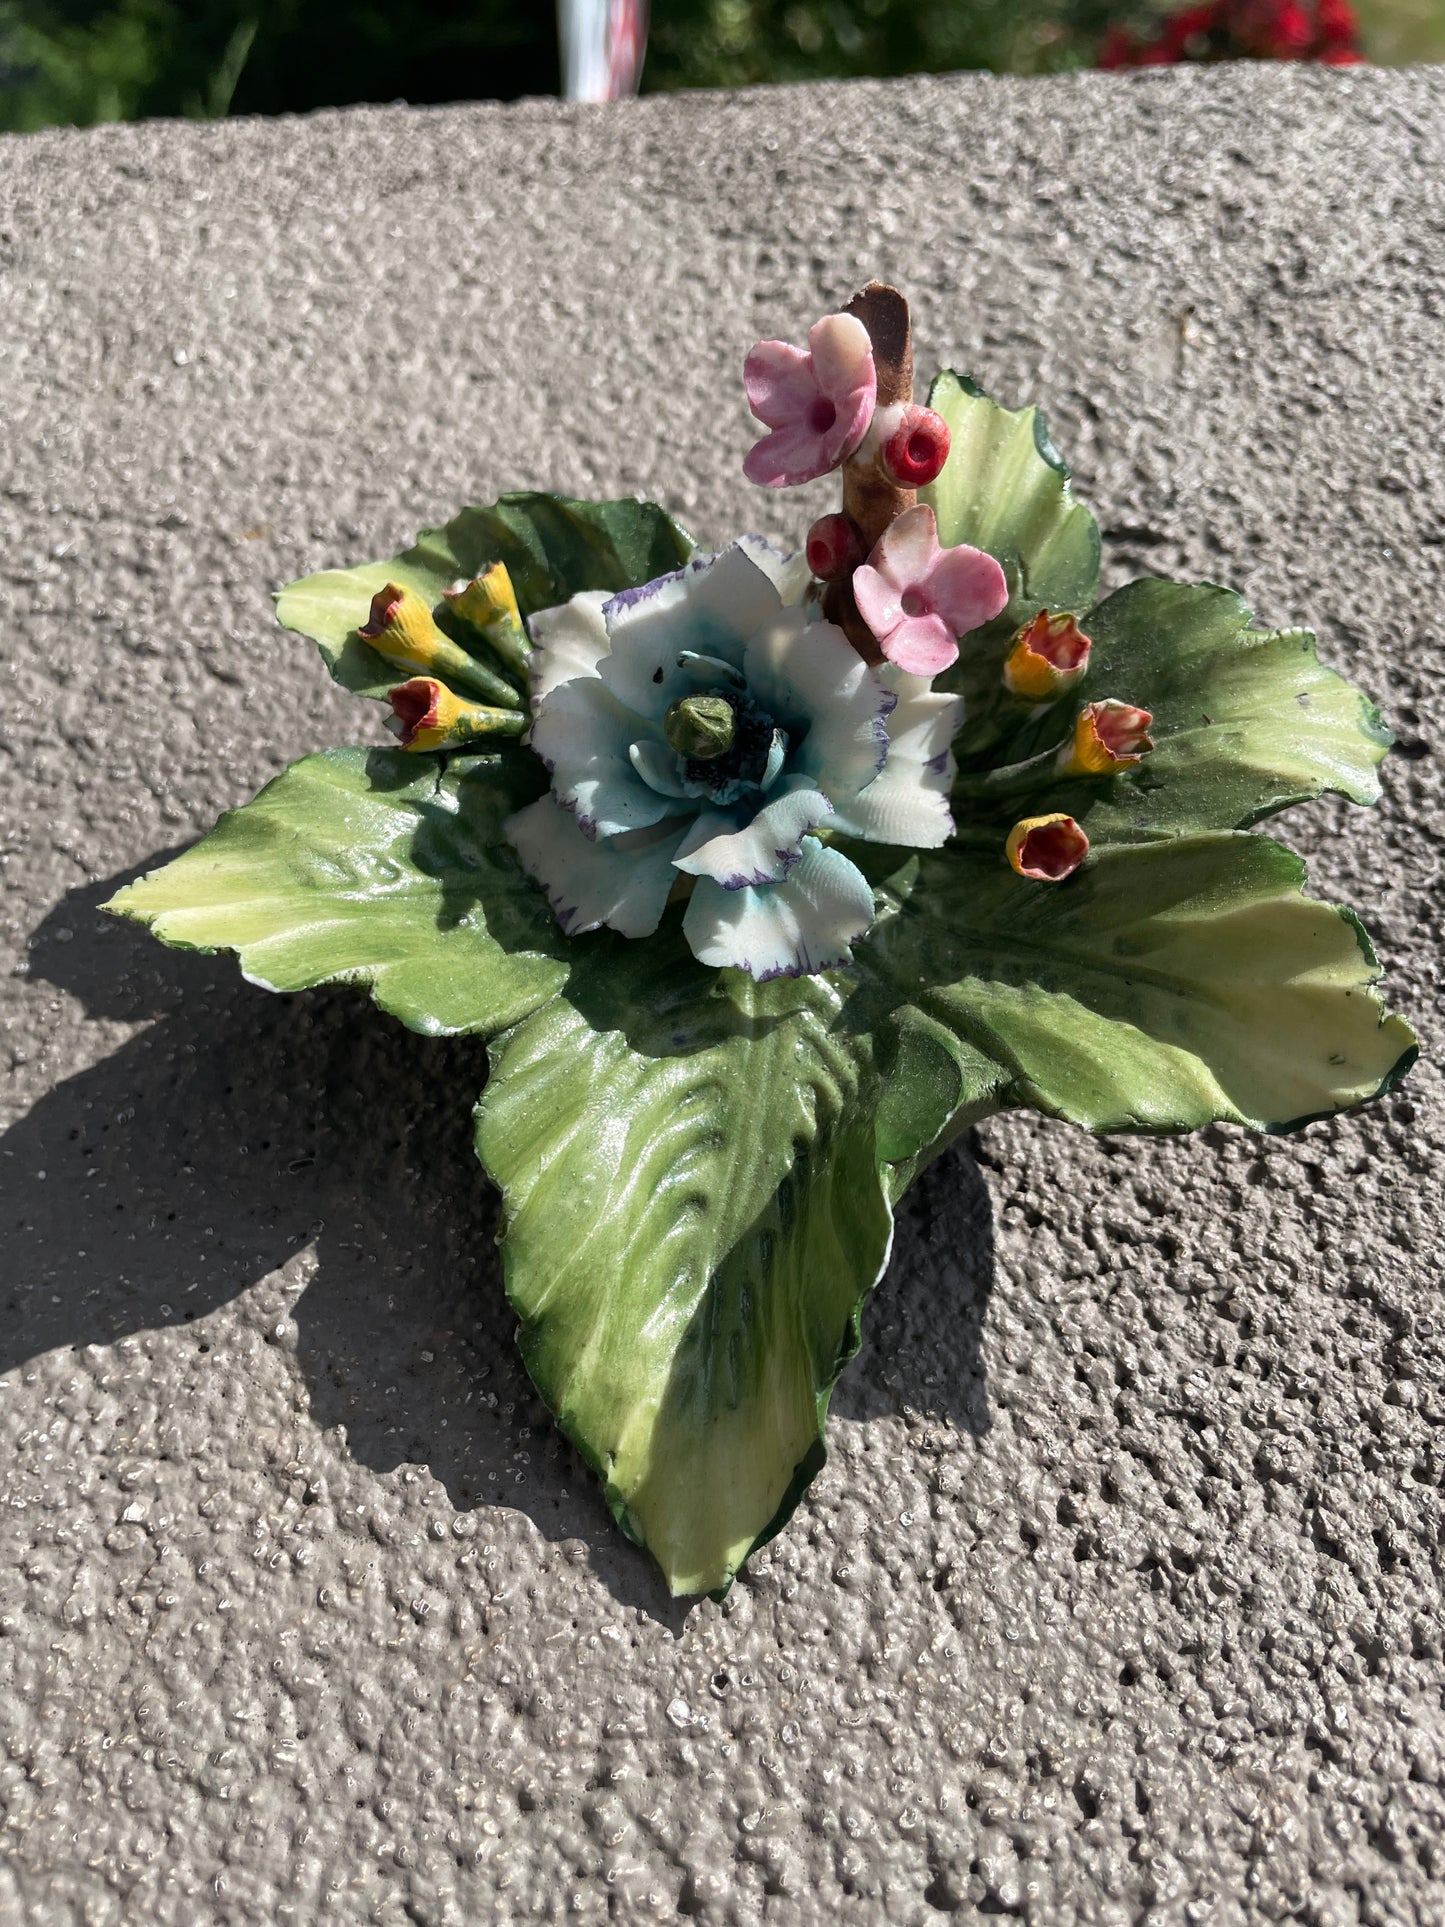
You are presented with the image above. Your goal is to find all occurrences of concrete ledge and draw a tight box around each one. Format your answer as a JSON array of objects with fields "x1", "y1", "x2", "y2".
[{"x1": 2, "y1": 66, "x2": 1442, "y2": 1924}]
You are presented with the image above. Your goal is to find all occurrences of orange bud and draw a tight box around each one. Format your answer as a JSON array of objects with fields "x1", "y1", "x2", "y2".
[
  {"x1": 1003, "y1": 610, "x2": 1092, "y2": 701},
  {"x1": 1057, "y1": 700, "x2": 1154, "y2": 777},
  {"x1": 1006, "y1": 813, "x2": 1089, "y2": 881}
]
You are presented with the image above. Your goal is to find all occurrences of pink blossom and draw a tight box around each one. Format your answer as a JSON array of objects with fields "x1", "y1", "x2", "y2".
[
  {"x1": 875, "y1": 403, "x2": 951, "y2": 488},
  {"x1": 852, "y1": 505, "x2": 1009, "y2": 676},
  {"x1": 742, "y1": 313, "x2": 877, "y2": 489}
]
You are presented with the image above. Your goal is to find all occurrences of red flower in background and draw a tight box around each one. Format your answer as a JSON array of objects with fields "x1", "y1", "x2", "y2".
[
  {"x1": 1096, "y1": 0, "x2": 1363, "y2": 67},
  {"x1": 1160, "y1": 3, "x2": 1223, "y2": 56},
  {"x1": 1315, "y1": 0, "x2": 1366, "y2": 60}
]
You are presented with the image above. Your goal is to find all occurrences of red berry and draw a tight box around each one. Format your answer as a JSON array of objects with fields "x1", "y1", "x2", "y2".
[
  {"x1": 806, "y1": 513, "x2": 862, "y2": 581},
  {"x1": 881, "y1": 406, "x2": 951, "y2": 489}
]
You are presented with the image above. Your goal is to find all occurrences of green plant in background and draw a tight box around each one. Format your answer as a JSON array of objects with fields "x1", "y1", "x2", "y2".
[
  {"x1": 107, "y1": 284, "x2": 1415, "y2": 1594},
  {"x1": 0, "y1": 0, "x2": 554, "y2": 131},
  {"x1": 4, "y1": 0, "x2": 1443, "y2": 134}
]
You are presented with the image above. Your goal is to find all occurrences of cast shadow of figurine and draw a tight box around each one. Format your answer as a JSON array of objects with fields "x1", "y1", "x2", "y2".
[{"x1": 5, "y1": 864, "x2": 996, "y2": 1620}]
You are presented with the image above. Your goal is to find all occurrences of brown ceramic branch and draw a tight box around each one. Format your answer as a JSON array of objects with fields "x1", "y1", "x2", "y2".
[{"x1": 822, "y1": 281, "x2": 916, "y2": 662}]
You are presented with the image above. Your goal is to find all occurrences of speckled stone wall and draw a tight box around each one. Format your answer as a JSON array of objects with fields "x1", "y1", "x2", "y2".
[{"x1": 1, "y1": 65, "x2": 1442, "y2": 1926}]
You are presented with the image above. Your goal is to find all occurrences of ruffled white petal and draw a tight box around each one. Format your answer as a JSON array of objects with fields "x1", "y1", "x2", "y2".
[
  {"x1": 627, "y1": 737, "x2": 689, "y2": 798},
  {"x1": 527, "y1": 591, "x2": 611, "y2": 712},
  {"x1": 829, "y1": 668, "x2": 962, "y2": 847},
  {"x1": 505, "y1": 796, "x2": 683, "y2": 940},
  {"x1": 530, "y1": 676, "x2": 680, "y2": 839},
  {"x1": 682, "y1": 837, "x2": 875, "y2": 980},
  {"x1": 600, "y1": 544, "x2": 784, "y2": 719},
  {"x1": 875, "y1": 666, "x2": 963, "y2": 766},
  {"x1": 743, "y1": 610, "x2": 893, "y2": 806},
  {"x1": 735, "y1": 535, "x2": 811, "y2": 609},
  {"x1": 670, "y1": 541, "x2": 788, "y2": 660},
  {"x1": 671, "y1": 779, "x2": 833, "y2": 888}
]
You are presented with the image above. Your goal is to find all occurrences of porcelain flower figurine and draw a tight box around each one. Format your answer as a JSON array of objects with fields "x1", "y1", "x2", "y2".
[
  {"x1": 507, "y1": 538, "x2": 959, "y2": 978},
  {"x1": 111, "y1": 278, "x2": 1415, "y2": 1598}
]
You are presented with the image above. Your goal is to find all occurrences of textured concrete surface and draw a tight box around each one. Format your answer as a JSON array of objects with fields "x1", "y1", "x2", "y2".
[{"x1": 1, "y1": 63, "x2": 1443, "y2": 1926}]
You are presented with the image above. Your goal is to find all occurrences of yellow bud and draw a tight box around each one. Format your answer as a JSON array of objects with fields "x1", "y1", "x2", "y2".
[
  {"x1": 448, "y1": 561, "x2": 520, "y2": 631},
  {"x1": 443, "y1": 562, "x2": 531, "y2": 680},
  {"x1": 357, "y1": 582, "x2": 521, "y2": 709},
  {"x1": 386, "y1": 678, "x2": 525, "y2": 751},
  {"x1": 360, "y1": 583, "x2": 448, "y2": 668}
]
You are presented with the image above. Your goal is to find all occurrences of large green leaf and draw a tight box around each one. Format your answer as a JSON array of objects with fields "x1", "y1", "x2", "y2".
[
  {"x1": 477, "y1": 938, "x2": 909, "y2": 1597},
  {"x1": 952, "y1": 579, "x2": 1394, "y2": 840},
  {"x1": 276, "y1": 491, "x2": 695, "y2": 702},
  {"x1": 922, "y1": 370, "x2": 1101, "y2": 760},
  {"x1": 105, "y1": 747, "x2": 567, "y2": 1038},
  {"x1": 854, "y1": 832, "x2": 1417, "y2": 1136},
  {"x1": 924, "y1": 370, "x2": 1101, "y2": 621}
]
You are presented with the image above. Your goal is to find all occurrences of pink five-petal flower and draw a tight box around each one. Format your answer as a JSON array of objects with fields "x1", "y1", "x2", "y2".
[
  {"x1": 742, "y1": 313, "x2": 877, "y2": 488},
  {"x1": 852, "y1": 505, "x2": 1009, "y2": 676}
]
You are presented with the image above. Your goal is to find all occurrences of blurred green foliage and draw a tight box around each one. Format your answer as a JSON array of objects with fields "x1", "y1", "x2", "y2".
[
  {"x1": 648, "y1": 0, "x2": 1121, "y2": 85},
  {"x1": 1, "y1": 0, "x2": 1441, "y2": 134},
  {"x1": 0, "y1": 0, "x2": 554, "y2": 130}
]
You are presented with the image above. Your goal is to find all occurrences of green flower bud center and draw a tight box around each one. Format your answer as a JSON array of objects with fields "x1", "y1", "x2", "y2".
[{"x1": 664, "y1": 693, "x2": 736, "y2": 761}]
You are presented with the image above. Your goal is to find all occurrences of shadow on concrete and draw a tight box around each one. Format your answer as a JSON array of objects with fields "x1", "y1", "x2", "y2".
[
  {"x1": 832, "y1": 1146, "x2": 995, "y2": 1442},
  {"x1": 6, "y1": 864, "x2": 996, "y2": 1620}
]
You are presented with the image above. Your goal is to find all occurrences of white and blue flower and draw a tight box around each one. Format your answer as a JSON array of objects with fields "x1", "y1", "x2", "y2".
[{"x1": 505, "y1": 538, "x2": 960, "y2": 980}]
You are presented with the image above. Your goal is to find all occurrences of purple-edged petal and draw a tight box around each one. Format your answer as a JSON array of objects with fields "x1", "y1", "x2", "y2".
[
  {"x1": 880, "y1": 612, "x2": 958, "y2": 677},
  {"x1": 505, "y1": 796, "x2": 684, "y2": 939},
  {"x1": 530, "y1": 675, "x2": 681, "y2": 839},
  {"x1": 744, "y1": 610, "x2": 894, "y2": 805},
  {"x1": 682, "y1": 838, "x2": 876, "y2": 980},
  {"x1": 829, "y1": 668, "x2": 960, "y2": 849},
  {"x1": 527, "y1": 591, "x2": 610, "y2": 712},
  {"x1": 600, "y1": 544, "x2": 781, "y2": 718},
  {"x1": 594, "y1": 567, "x2": 694, "y2": 718},
  {"x1": 672, "y1": 780, "x2": 832, "y2": 888},
  {"x1": 735, "y1": 535, "x2": 812, "y2": 608},
  {"x1": 928, "y1": 543, "x2": 1010, "y2": 637},
  {"x1": 743, "y1": 340, "x2": 817, "y2": 427},
  {"x1": 678, "y1": 542, "x2": 789, "y2": 656}
]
